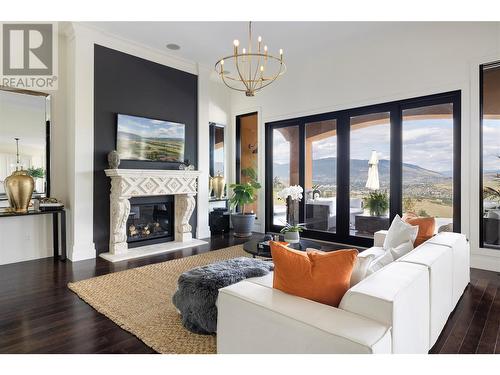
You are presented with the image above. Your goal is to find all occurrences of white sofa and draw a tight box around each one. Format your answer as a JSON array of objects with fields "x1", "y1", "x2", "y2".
[{"x1": 216, "y1": 232, "x2": 470, "y2": 354}]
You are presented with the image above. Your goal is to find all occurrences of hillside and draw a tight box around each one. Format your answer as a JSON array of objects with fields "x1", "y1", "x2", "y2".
[
  {"x1": 117, "y1": 131, "x2": 183, "y2": 142},
  {"x1": 273, "y1": 157, "x2": 451, "y2": 186}
]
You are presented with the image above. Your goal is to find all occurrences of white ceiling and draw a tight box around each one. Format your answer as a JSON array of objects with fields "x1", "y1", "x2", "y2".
[{"x1": 85, "y1": 21, "x2": 391, "y2": 68}]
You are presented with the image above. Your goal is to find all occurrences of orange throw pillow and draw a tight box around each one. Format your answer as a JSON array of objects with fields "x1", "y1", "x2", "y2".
[
  {"x1": 270, "y1": 241, "x2": 358, "y2": 307},
  {"x1": 405, "y1": 217, "x2": 435, "y2": 247}
]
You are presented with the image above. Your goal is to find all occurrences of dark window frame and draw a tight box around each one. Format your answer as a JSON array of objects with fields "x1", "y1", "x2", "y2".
[{"x1": 265, "y1": 91, "x2": 461, "y2": 247}]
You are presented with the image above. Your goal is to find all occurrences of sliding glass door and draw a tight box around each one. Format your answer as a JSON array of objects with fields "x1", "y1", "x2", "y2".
[
  {"x1": 304, "y1": 120, "x2": 337, "y2": 233},
  {"x1": 349, "y1": 112, "x2": 391, "y2": 238},
  {"x1": 402, "y1": 103, "x2": 455, "y2": 230},
  {"x1": 265, "y1": 91, "x2": 461, "y2": 247},
  {"x1": 271, "y1": 124, "x2": 300, "y2": 227}
]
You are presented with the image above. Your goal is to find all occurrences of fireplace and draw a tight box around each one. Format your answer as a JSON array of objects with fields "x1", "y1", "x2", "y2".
[
  {"x1": 127, "y1": 195, "x2": 174, "y2": 248},
  {"x1": 102, "y1": 168, "x2": 206, "y2": 263}
]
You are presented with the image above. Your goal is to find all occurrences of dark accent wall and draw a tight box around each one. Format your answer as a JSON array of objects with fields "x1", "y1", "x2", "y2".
[{"x1": 93, "y1": 45, "x2": 198, "y2": 254}]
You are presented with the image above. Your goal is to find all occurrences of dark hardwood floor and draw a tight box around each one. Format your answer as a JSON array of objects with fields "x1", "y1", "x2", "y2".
[{"x1": 0, "y1": 233, "x2": 499, "y2": 354}]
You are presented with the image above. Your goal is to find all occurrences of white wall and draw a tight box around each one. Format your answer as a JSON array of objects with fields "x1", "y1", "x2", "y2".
[
  {"x1": 198, "y1": 73, "x2": 232, "y2": 238},
  {"x1": 230, "y1": 22, "x2": 500, "y2": 271}
]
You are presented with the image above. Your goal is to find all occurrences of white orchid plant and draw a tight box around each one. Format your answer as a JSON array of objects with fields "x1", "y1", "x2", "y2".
[{"x1": 277, "y1": 185, "x2": 304, "y2": 202}]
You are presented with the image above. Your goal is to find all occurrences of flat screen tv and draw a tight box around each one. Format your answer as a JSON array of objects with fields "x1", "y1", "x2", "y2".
[{"x1": 116, "y1": 114, "x2": 185, "y2": 162}]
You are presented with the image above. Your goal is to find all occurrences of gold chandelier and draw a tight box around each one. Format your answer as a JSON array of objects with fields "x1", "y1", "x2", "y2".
[{"x1": 215, "y1": 22, "x2": 286, "y2": 97}]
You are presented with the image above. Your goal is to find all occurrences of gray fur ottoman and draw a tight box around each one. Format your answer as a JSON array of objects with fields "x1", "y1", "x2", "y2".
[{"x1": 172, "y1": 257, "x2": 273, "y2": 335}]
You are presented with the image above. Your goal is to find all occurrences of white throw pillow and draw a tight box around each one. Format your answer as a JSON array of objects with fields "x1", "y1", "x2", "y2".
[
  {"x1": 358, "y1": 246, "x2": 386, "y2": 259},
  {"x1": 350, "y1": 254, "x2": 375, "y2": 286},
  {"x1": 367, "y1": 250, "x2": 394, "y2": 275},
  {"x1": 383, "y1": 214, "x2": 418, "y2": 249},
  {"x1": 390, "y1": 240, "x2": 414, "y2": 260}
]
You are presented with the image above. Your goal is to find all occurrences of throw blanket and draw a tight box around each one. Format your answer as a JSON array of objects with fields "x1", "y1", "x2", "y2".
[{"x1": 172, "y1": 257, "x2": 274, "y2": 334}]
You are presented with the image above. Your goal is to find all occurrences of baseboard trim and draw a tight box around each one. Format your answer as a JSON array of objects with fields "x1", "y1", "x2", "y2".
[
  {"x1": 99, "y1": 239, "x2": 208, "y2": 263},
  {"x1": 471, "y1": 253, "x2": 500, "y2": 272},
  {"x1": 70, "y1": 242, "x2": 97, "y2": 262}
]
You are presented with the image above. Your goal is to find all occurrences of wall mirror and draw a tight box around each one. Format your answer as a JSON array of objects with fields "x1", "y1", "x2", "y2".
[
  {"x1": 209, "y1": 123, "x2": 225, "y2": 178},
  {"x1": 0, "y1": 87, "x2": 50, "y2": 203}
]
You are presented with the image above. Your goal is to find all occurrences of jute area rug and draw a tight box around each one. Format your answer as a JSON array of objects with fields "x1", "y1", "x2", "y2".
[{"x1": 68, "y1": 245, "x2": 249, "y2": 354}]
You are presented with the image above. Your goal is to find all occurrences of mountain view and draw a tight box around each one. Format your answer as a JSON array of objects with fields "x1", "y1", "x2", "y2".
[
  {"x1": 273, "y1": 157, "x2": 451, "y2": 186},
  {"x1": 273, "y1": 157, "x2": 453, "y2": 218}
]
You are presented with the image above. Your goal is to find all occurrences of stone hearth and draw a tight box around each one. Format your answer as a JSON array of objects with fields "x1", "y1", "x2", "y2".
[{"x1": 99, "y1": 169, "x2": 207, "y2": 262}]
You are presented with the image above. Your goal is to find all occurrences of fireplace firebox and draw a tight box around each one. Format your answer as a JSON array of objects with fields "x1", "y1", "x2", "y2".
[{"x1": 126, "y1": 195, "x2": 174, "y2": 248}]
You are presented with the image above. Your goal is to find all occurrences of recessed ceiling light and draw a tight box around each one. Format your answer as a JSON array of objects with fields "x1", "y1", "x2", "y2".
[{"x1": 166, "y1": 43, "x2": 180, "y2": 51}]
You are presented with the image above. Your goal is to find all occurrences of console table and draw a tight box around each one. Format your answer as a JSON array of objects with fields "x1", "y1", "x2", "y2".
[{"x1": 0, "y1": 208, "x2": 67, "y2": 261}]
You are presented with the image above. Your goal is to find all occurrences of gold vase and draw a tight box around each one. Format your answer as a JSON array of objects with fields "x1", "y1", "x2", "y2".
[
  {"x1": 212, "y1": 173, "x2": 226, "y2": 199},
  {"x1": 4, "y1": 170, "x2": 34, "y2": 213}
]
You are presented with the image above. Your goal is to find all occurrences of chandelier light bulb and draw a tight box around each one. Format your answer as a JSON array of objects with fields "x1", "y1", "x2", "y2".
[
  {"x1": 260, "y1": 65, "x2": 264, "y2": 72},
  {"x1": 264, "y1": 45, "x2": 268, "y2": 52},
  {"x1": 233, "y1": 39, "x2": 240, "y2": 47},
  {"x1": 279, "y1": 49, "x2": 283, "y2": 55},
  {"x1": 242, "y1": 48, "x2": 246, "y2": 54},
  {"x1": 258, "y1": 36, "x2": 262, "y2": 43}
]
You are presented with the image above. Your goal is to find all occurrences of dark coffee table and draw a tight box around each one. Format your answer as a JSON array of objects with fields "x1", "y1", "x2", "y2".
[{"x1": 243, "y1": 238, "x2": 322, "y2": 259}]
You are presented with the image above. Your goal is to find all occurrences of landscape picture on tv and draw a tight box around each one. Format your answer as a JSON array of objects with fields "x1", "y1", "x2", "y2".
[{"x1": 117, "y1": 114, "x2": 185, "y2": 162}]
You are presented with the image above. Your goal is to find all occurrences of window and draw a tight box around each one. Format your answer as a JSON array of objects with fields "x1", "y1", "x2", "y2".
[
  {"x1": 402, "y1": 104, "x2": 455, "y2": 229},
  {"x1": 481, "y1": 63, "x2": 500, "y2": 249},
  {"x1": 305, "y1": 120, "x2": 337, "y2": 233},
  {"x1": 265, "y1": 91, "x2": 460, "y2": 247},
  {"x1": 271, "y1": 125, "x2": 300, "y2": 226},
  {"x1": 350, "y1": 112, "x2": 391, "y2": 238}
]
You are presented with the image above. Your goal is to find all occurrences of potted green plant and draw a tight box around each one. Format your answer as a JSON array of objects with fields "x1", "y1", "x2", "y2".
[
  {"x1": 280, "y1": 222, "x2": 304, "y2": 244},
  {"x1": 26, "y1": 167, "x2": 45, "y2": 179},
  {"x1": 363, "y1": 190, "x2": 389, "y2": 217},
  {"x1": 229, "y1": 167, "x2": 261, "y2": 237}
]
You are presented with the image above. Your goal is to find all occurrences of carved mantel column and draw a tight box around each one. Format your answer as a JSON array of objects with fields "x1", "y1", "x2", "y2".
[
  {"x1": 109, "y1": 177, "x2": 130, "y2": 254},
  {"x1": 175, "y1": 194, "x2": 196, "y2": 242}
]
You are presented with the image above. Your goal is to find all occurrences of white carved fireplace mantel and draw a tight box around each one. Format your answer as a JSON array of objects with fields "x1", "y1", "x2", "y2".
[{"x1": 100, "y1": 169, "x2": 207, "y2": 262}]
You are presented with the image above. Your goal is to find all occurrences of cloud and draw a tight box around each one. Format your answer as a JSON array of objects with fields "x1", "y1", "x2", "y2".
[
  {"x1": 482, "y1": 120, "x2": 500, "y2": 171},
  {"x1": 272, "y1": 118, "x2": 458, "y2": 173}
]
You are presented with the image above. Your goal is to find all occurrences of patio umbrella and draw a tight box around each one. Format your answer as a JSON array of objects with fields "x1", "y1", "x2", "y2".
[{"x1": 365, "y1": 150, "x2": 380, "y2": 190}]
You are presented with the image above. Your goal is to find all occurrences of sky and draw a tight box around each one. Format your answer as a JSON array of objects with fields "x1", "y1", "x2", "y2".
[
  {"x1": 273, "y1": 119, "x2": 461, "y2": 173},
  {"x1": 117, "y1": 114, "x2": 185, "y2": 139}
]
